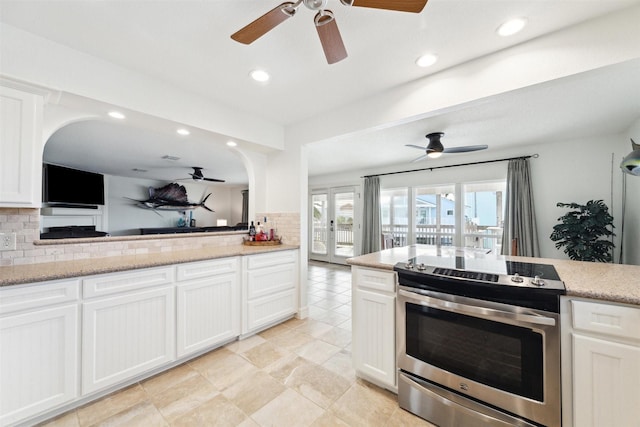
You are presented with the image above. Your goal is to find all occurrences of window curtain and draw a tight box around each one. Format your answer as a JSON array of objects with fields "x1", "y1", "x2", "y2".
[
  {"x1": 241, "y1": 190, "x2": 249, "y2": 224},
  {"x1": 501, "y1": 158, "x2": 540, "y2": 257},
  {"x1": 362, "y1": 176, "x2": 381, "y2": 254}
]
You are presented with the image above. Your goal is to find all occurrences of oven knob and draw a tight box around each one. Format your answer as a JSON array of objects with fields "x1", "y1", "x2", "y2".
[
  {"x1": 531, "y1": 275, "x2": 545, "y2": 287},
  {"x1": 459, "y1": 383, "x2": 469, "y2": 391},
  {"x1": 510, "y1": 273, "x2": 524, "y2": 283},
  {"x1": 417, "y1": 263, "x2": 426, "y2": 271},
  {"x1": 405, "y1": 262, "x2": 414, "y2": 269}
]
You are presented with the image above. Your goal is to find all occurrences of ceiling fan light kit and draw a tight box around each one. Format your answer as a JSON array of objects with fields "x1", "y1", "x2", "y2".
[
  {"x1": 231, "y1": 0, "x2": 428, "y2": 64},
  {"x1": 406, "y1": 132, "x2": 488, "y2": 162},
  {"x1": 620, "y1": 138, "x2": 640, "y2": 176}
]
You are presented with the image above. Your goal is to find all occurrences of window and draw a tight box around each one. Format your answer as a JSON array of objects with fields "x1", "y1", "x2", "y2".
[
  {"x1": 381, "y1": 188, "x2": 408, "y2": 246},
  {"x1": 380, "y1": 180, "x2": 505, "y2": 251},
  {"x1": 414, "y1": 185, "x2": 456, "y2": 246}
]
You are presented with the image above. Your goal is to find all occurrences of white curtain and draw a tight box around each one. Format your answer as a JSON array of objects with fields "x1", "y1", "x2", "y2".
[
  {"x1": 501, "y1": 158, "x2": 540, "y2": 257},
  {"x1": 362, "y1": 176, "x2": 381, "y2": 254}
]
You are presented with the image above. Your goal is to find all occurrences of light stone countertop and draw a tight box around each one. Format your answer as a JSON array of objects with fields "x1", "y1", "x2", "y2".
[
  {"x1": 0, "y1": 244, "x2": 299, "y2": 287},
  {"x1": 347, "y1": 245, "x2": 640, "y2": 307}
]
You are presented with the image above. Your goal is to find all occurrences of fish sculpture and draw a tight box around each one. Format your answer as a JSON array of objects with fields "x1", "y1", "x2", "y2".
[{"x1": 131, "y1": 183, "x2": 214, "y2": 212}]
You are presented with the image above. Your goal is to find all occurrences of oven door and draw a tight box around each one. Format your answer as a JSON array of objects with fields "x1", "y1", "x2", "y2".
[{"x1": 397, "y1": 285, "x2": 561, "y2": 427}]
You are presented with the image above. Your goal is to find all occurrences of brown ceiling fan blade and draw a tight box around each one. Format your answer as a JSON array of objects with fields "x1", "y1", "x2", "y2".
[
  {"x1": 231, "y1": 3, "x2": 295, "y2": 44},
  {"x1": 350, "y1": 0, "x2": 428, "y2": 13},
  {"x1": 315, "y1": 11, "x2": 348, "y2": 65}
]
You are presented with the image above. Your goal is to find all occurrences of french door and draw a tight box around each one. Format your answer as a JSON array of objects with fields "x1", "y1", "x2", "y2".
[{"x1": 310, "y1": 186, "x2": 359, "y2": 265}]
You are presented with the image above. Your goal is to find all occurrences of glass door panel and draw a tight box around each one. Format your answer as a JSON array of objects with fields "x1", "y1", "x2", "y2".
[
  {"x1": 333, "y1": 190, "x2": 355, "y2": 260},
  {"x1": 311, "y1": 193, "x2": 328, "y2": 259}
]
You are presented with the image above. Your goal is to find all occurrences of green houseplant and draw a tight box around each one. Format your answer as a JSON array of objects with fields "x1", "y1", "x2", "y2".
[{"x1": 550, "y1": 200, "x2": 615, "y2": 262}]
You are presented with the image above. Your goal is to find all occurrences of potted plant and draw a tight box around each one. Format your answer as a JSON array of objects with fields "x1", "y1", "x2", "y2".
[{"x1": 550, "y1": 200, "x2": 614, "y2": 262}]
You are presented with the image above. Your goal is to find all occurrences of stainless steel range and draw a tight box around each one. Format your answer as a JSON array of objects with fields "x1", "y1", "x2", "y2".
[{"x1": 395, "y1": 253, "x2": 566, "y2": 427}]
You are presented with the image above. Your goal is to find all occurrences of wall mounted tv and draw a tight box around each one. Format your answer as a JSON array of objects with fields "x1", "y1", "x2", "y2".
[{"x1": 43, "y1": 164, "x2": 105, "y2": 206}]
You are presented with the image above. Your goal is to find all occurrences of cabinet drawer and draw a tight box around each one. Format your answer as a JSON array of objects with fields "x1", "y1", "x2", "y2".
[
  {"x1": 246, "y1": 250, "x2": 297, "y2": 270},
  {"x1": 246, "y1": 289, "x2": 296, "y2": 332},
  {"x1": 83, "y1": 267, "x2": 174, "y2": 299},
  {"x1": 176, "y1": 257, "x2": 238, "y2": 281},
  {"x1": 0, "y1": 279, "x2": 80, "y2": 315},
  {"x1": 353, "y1": 267, "x2": 396, "y2": 293},
  {"x1": 572, "y1": 300, "x2": 640, "y2": 341},
  {"x1": 246, "y1": 264, "x2": 296, "y2": 300}
]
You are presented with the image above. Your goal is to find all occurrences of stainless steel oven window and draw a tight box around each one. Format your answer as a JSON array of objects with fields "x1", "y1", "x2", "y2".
[{"x1": 405, "y1": 302, "x2": 544, "y2": 400}]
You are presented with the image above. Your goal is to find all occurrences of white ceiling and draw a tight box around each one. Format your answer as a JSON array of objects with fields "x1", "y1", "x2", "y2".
[{"x1": 2, "y1": 0, "x2": 640, "y2": 181}]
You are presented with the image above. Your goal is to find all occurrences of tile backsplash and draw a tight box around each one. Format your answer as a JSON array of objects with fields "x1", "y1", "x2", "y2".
[{"x1": 0, "y1": 208, "x2": 300, "y2": 267}]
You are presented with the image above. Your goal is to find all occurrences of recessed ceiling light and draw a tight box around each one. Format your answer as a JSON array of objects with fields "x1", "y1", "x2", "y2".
[
  {"x1": 161, "y1": 155, "x2": 181, "y2": 161},
  {"x1": 177, "y1": 128, "x2": 190, "y2": 136},
  {"x1": 415, "y1": 53, "x2": 438, "y2": 68},
  {"x1": 226, "y1": 141, "x2": 237, "y2": 147},
  {"x1": 108, "y1": 111, "x2": 126, "y2": 119},
  {"x1": 250, "y1": 69, "x2": 270, "y2": 83},
  {"x1": 497, "y1": 18, "x2": 527, "y2": 37},
  {"x1": 132, "y1": 168, "x2": 148, "y2": 173}
]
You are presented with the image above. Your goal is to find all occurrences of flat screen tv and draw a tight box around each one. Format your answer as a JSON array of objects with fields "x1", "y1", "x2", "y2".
[{"x1": 43, "y1": 164, "x2": 105, "y2": 206}]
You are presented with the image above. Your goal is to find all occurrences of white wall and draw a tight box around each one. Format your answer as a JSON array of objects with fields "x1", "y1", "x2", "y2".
[
  {"x1": 310, "y1": 132, "x2": 639, "y2": 265},
  {"x1": 106, "y1": 175, "x2": 244, "y2": 235}
]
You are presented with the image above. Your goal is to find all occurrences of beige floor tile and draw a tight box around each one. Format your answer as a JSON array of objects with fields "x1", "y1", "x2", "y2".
[
  {"x1": 280, "y1": 316, "x2": 308, "y2": 329},
  {"x1": 141, "y1": 363, "x2": 199, "y2": 396},
  {"x1": 387, "y1": 407, "x2": 437, "y2": 426},
  {"x1": 292, "y1": 318, "x2": 334, "y2": 338},
  {"x1": 266, "y1": 328, "x2": 315, "y2": 352},
  {"x1": 280, "y1": 360, "x2": 351, "y2": 409},
  {"x1": 38, "y1": 411, "x2": 80, "y2": 427},
  {"x1": 92, "y1": 401, "x2": 167, "y2": 427},
  {"x1": 316, "y1": 311, "x2": 349, "y2": 326},
  {"x1": 224, "y1": 334, "x2": 266, "y2": 354},
  {"x1": 241, "y1": 340, "x2": 290, "y2": 369},
  {"x1": 222, "y1": 370, "x2": 286, "y2": 415},
  {"x1": 263, "y1": 353, "x2": 312, "y2": 382},
  {"x1": 309, "y1": 412, "x2": 352, "y2": 427},
  {"x1": 296, "y1": 339, "x2": 341, "y2": 365},
  {"x1": 150, "y1": 373, "x2": 219, "y2": 421},
  {"x1": 329, "y1": 381, "x2": 398, "y2": 427},
  {"x1": 321, "y1": 350, "x2": 357, "y2": 383},
  {"x1": 169, "y1": 394, "x2": 248, "y2": 427},
  {"x1": 76, "y1": 384, "x2": 148, "y2": 427},
  {"x1": 256, "y1": 322, "x2": 292, "y2": 339},
  {"x1": 250, "y1": 389, "x2": 324, "y2": 427},
  {"x1": 189, "y1": 348, "x2": 260, "y2": 391},
  {"x1": 318, "y1": 326, "x2": 352, "y2": 348}
]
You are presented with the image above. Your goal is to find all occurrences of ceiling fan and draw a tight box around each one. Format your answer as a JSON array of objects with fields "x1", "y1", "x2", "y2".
[
  {"x1": 406, "y1": 132, "x2": 488, "y2": 162},
  {"x1": 187, "y1": 167, "x2": 225, "y2": 183},
  {"x1": 230, "y1": 0, "x2": 429, "y2": 64}
]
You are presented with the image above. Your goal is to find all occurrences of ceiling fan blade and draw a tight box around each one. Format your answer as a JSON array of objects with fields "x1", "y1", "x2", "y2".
[
  {"x1": 315, "y1": 11, "x2": 348, "y2": 64},
  {"x1": 442, "y1": 145, "x2": 488, "y2": 154},
  {"x1": 231, "y1": 3, "x2": 295, "y2": 44},
  {"x1": 203, "y1": 177, "x2": 226, "y2": 183},
  {"x1": 350, "y1": 0, "x2": 428, "y2": 13},
  {"x1": 405, "y1": 144, "x2": 426, "y2": 150}
]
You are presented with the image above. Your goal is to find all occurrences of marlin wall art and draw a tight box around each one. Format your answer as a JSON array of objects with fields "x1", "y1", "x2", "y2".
[{"x1": 130, "y1": 183, "x2": 214, "y2": 212}]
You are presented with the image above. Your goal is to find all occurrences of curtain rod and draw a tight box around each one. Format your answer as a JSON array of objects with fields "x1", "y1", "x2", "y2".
[{"x1": 361, "y1": 154, "x2": 539, "y2": 179}]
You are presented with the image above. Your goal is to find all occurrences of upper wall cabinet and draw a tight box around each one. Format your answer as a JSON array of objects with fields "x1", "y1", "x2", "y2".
[{"x1": 0, "y1": 83, "x2": 45, "y2": 208}]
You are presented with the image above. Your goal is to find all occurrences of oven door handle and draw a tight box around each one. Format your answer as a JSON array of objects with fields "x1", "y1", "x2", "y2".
[{"x1": 398, "y1": 288, "x2": 556, "y2": 327}]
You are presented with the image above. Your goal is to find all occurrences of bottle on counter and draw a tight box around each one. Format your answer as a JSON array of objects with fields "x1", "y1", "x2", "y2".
[{"x1": 249, "y1": 221, "x2": 256, "y2": 241}]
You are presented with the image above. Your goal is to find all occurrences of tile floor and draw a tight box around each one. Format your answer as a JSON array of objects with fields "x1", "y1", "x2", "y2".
[{"x1": 40, "y1": 261, "x2": 433, "y2": 427}]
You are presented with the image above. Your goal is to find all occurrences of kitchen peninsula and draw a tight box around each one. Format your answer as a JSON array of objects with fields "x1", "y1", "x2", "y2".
[
  {"x1": 347, "y1": 245, "x2": 640, "y2": 427},
  {"x1": 0, "y1": 241, "x2": 299, "y2": 426}
]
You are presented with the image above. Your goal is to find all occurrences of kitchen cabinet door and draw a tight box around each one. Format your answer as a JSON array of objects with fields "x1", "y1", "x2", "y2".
[
  {"x1": 352, "y1": 287, "x2": 396, "y2": 388},
  {"x1": 0, "y1": 304, "x2": 79, "y2": 426},
  {"x1": 176, "y1": 272, "x2": 239, "y2": 357},
  {"x1": 82, "y1": 286, "x2": 175, "y2": 395},
  {"x1": 572, "y1": 333, "x2": 640, "y2": 427},
  {"x1": 0, "y1": 84, "x2": 44, "y2": 207}
]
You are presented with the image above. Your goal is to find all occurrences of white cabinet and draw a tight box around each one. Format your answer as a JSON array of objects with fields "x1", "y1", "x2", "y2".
[
  {"x1": 0, "y1": 83, "x2": 44, "y2": 208},
  {"x1": 81, "y1": 268, "x2": 175, "y2": 395},
  {"x1": 351, "y1": 266, "x2": 397, "y2": 390},
  {"x1": 0, "y1": 280, "x2": 80, "y2": 426},
  {"x1": 176, "y1": 258, "x2": 240, "y2": 357},
  {"x1": 561, "y1": 297, "x2": 640, "y2": 427},
  {"x1": 242, "y1": 250, "x2": 298, "y2": 335}
]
